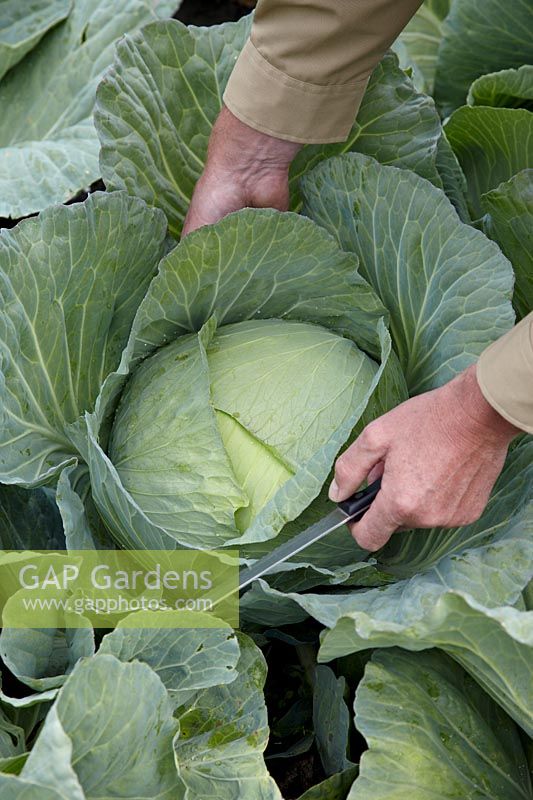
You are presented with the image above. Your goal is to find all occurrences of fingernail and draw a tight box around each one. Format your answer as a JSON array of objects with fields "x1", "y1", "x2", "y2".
[{"x1": 329, "y1": 479, "x2": 340, "y2": 501}]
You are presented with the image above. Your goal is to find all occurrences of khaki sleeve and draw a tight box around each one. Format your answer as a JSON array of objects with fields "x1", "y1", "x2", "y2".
[
  {"x1": 476, "y1": 313, "x2": 533, "y2": 434},
  {"x1": 223, "y1": 0, "x2": 424, "y2": 143}
]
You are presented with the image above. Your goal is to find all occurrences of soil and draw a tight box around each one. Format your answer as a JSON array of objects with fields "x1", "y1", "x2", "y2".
[{"x1": 175, "y1": 0, "x2": 256, "y2": 26}]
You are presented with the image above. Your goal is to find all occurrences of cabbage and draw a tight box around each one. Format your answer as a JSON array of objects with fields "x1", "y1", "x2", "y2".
[{"x1": 109, "y1": 319, "x2": 377, "y2": 535}]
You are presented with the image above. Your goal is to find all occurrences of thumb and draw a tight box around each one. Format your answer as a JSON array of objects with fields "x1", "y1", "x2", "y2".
[
  {"x1": 329, "y1": 424, "x2": 387, "y2": 502},
  {"x1": 348, "y1": 485, "x2": 399, "y2": 551}
]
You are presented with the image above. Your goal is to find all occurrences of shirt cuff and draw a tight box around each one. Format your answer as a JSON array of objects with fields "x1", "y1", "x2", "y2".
[
  {"x1": 223, "y1": 39, "x2": 369, "y2": 144},
  {"x1": 476, "y1": 313, "x2": 533, "y2": 434}
]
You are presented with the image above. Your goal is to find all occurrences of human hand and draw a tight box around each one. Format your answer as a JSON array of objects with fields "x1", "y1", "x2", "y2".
[
  {"x1": 182, "y1": 106, "x2": 302, "y2": 237},
  {"x1": 329, "y1": 364, "x2": 520, "y2": 551}
]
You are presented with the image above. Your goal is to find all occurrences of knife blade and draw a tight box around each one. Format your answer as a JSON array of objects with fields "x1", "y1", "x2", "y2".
[{"x1": 238, "y1": 477, "x2": 381, "y2": 591}]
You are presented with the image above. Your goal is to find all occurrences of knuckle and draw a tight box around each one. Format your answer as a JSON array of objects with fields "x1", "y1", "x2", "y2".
[
  {"x1": 361, "y1": 421, "x2": 383, "y2": 450},
  {"x1": 334, "y1": 456, "x2": 354, "y2": 486},
  {"x1": 392, "y1": 495, "x2": 418, "y2": 521}
]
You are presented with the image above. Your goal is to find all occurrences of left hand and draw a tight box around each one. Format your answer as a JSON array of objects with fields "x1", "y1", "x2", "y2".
[
  {"x1": 182, "y1": 107, "x2": 301, "y2": 237},
  {"x1": 328, "y1": 364, "x2": 520, "y2": 551}
]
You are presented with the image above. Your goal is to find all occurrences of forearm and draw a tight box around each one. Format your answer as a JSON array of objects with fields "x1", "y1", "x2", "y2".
[
  {"x1": 477, "y1": 312, "x2": 533, "y2": 434},
  {"x1": 224, "y1": 0, "x2": 424, "y2": 143}
]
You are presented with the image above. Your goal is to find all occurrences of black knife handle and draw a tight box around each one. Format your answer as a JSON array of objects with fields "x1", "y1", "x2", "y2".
[{"x1": 338, "y1": 477, "x2": 382, "y2": 521}]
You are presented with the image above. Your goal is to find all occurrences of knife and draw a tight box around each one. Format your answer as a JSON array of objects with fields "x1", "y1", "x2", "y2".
[{"x1": 238, "y1": 477, "x2": 381, "y2": 591}]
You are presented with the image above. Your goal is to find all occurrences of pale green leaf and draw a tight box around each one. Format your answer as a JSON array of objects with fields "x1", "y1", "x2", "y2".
[
  {"x1": 108, "y1": 322, "x2": 245, "y2": 548},
  {"x1": 0, "y1": 192, "x2": 166, "y2": 487},
  {"x1": 21, "y1": 655, "x2": 183, "y2": 799},
  {"x1": 297, "y1": 769, "x2": 358, "y2": 800},
  {"x1": 22, "y1": 709, "x2": 84, "y2": 800},
  {"x1": 321, "y1": 525, "x2": 533, "y2": 735},
  {"x1": 435, "y1": 132, "x2": 470, "y2": 222},
  {"x1": 350, "y1": 649, "x2": 532, "y2": 799},
  {"x1": 0, "y1": 625, "x2": 94, "y2": 691},
  {"x1": 434, "y1": 0, "x2": 533, "y2": 115},
  {"x1": 392, "y1": 0, "x2": 450, "y2": 94},
  {"x1": 0, "y1": 710, "x2": 24, "y2": 759},
  {"x1": 0, "y1": 0, "x2": 70, "y2": 81},
  {"x1": 445, "y1": 107, "x2": 533, "y2": 218},
  {"x1": 302, "y1": 153, "x2": 514, "y2": 393},
  {"x1": 313, "y1": 665, "x2": 353, "y2": 776},
  {"x1": 0, "y1": 775, "x2": 70, "y2": 799},
  {"x1": 468, "y1": 66, "x2": 533, "y2": 110},
  {"x1": 174, "y1": 634, "x2": 282, "y2": 800},
  {"x1": 55, "y1": 464, "x2": 115, "y2": 550},
  {"x1": 482, "y1": 170, "x2": 533, "y2": 320},
  {"x1": 288, "y1": 51, "x2": 443, "y2": 204},
  {"x1": 0, "y1": 0, "x2": 173, "y2": 218},
  {"x1": 99, "y1": 612, "x2": 240, "y2": 706}
]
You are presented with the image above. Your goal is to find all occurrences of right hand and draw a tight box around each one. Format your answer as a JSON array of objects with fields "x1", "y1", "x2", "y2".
[
  {"x1": 329, "y1": 364, "x2": 520, "y2": 552},
  {"x1": 182, "y1": 106, "x2": 302, "y2": 237}
]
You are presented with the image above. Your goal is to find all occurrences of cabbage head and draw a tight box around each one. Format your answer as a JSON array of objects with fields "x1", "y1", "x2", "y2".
[
  {"x1": 109, "y1": 319, "x2": 378, "y2": 537},
  {"x1": 0, "y1": 196, "x2": 392, "y2": 551}
]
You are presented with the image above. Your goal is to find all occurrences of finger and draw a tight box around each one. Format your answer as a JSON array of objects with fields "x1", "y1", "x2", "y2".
[
  {"x1": 367, "y1": 461, "x2": 385, "y2": 484},
  {"x1": 348, "y1": 489, "x2": 399, "y2": 552},
  {"x1": 329, "y1": 424, "x2": 387, "y2": 502},
  {"x1": 182, "y1": 196, "x2": 213, "y2": 238}
]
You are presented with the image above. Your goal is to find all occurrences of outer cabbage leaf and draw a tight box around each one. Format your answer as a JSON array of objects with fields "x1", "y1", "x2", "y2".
[
  {"x1": 0, "y1": 601, "x2": 94, "y2": 691},
  {"x1": 0, "y1": 0, "x2": 175, "y2": 219},
  {"x1": 288, "y1": 51, "x2": 443, "y2": 206},
  {"x1": 482, "y1": 170, "x2": 533, "y2": 320},
  {"x1": 0, "y1": 710, "x2": 24, "y2": 759},
  {"x1": 313, "y1": 665, "x2": 353, "y2": 777},
  {"x1": 350, "y1": 649, "x2": 532, "y2": 799},
  {"x1": 298, "y1": 770, "x2": 358, "y2": 800},
  {"x1": 19, "y1": 655, "x2": 183, "y2": 799},
  {"x1": 0, "y1": 192, "x2": 166, "y2": 487},
  {"x1": 434, "y1": 0, "x2": 533, "y2": 115},
  {"x1": 99, "y1": 611, "x2": 240, "y2": 706},
  {"x1": 0, "y1": 0, "x2": 70, "y2": 81},
  {"x1": 85, "y1": 209, "x2": 391, "y2": 550},
  {"x1": 21, "y1": 710, "x2": 85, "y2": 799},
  {"x1": 96, "y1": 16, "x2": 252, "y2": 238},
  {"x1": 241, "y1": 440, "x2": 533, "y2": 733},
  {"x1": 100, "y1": 622, "x2": 279, "y2": 799},
  {"x1": 0, "y1": 775, "x2": 72, "y2": 800},
  {"x1": 55, "y1": 464, "x2": 115, "y2": 550},
  {"x1": 391, "y1": 0, "x2": 449, "y2": 94},
  {"x1": 302, "y1": 153, "x2": 514, "y2": 394},
  {"x1": 174, "y1": 634, "x2": 282, "y2": 800},
  {"x1": 468, "y1": 65, "x2": 533, "y2": 110},
  {"x1": 435, "y1": 132, "x2": 470, "y2": 223},
  {"x1": 445, "y1": 107, "x2": 533, "y2": 218},
  {"x1": 96, "y1": 17, "x2": 442, "y2": 237}
]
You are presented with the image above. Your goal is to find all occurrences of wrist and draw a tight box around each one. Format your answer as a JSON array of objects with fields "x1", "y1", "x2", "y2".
[
  {"x1": 206, "y1": 107, "x2": 302, "y2": 179},
  {"x1": 453, "y1": 364, "x2": 520, "y2": 447}
]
